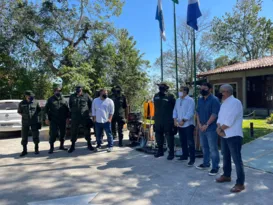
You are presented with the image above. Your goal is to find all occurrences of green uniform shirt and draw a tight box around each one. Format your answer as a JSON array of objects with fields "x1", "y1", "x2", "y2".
[
  {"x1": 69, "y1": 93, "x2": 92, "y2": 120},
  {"x1": 110, "y1": 94, "x2": 128, "y2": 118},
  {"x1": 44, "y1": 95, "x2": 69, "y2": 122},
  {"x1": 17, "y1": 100, "x2": 41, "y2": 125},
  {"x1": 153, "y1": 92, "x2": 176, "y2": 127}
]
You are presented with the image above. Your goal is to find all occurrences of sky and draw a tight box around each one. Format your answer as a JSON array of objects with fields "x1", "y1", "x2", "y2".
[{"x1": 112, "y1": 0, "x2": 273, "y2": 72}]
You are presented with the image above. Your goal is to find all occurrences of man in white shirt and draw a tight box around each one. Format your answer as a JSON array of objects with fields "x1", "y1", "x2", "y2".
[
  {"x1": 173, "y1": 86, "x2": 195, "y2": 166},
  {"x1": 216, "y1": 84, "x2": 245, "y2": 193},
  {"x1": 92, "y1": 88, "x2": 115, "y2": 152}
]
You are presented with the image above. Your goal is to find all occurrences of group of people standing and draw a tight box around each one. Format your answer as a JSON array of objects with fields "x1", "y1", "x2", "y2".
[
  {"x1": 154, "y1": 82, "x2": 245, "y2": 193},
  {"x1": 17, "y1": 81, "x2": 245, "y2": 193},
  {"x1": 17, "y1": 84, "x2": 128, "y2": 156}
]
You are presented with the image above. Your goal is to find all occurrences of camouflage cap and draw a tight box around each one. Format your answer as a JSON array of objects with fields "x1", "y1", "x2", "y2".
[
  {"x1": 115, "y1": 85, "x2": 122, "y2": 90},
  {"x1": 24, "y1": 90, "x2": 35, "y2": 97},
  {"x1": 53, "y1": 83, "x2": 62, "y2": 90},
  {"x1": 75, "y1": 83, "x2": 84, "y2": 88}
]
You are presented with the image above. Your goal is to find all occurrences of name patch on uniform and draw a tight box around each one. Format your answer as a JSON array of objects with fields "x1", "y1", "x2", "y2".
[
  {"x1": 163, "y1": 99, "x2": 169, "y2": 102},
  {"x1": 154, "y1": 97, "x2": 160, "y2": 100}
]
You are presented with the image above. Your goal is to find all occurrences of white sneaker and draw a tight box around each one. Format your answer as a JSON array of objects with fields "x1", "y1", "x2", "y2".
[{"x1": 107, "y1": 147, "x2": 113, "y2": 152}]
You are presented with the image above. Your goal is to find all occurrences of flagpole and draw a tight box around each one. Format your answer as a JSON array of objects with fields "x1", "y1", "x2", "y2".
[
  {"x1": 193, "y1": 29, "x2": 197, "y2": 104},
  {"x1": 173, "y1": 1, "x2": 179, "y2": 97},
  {"x1": 160, "y1": 36, "x2": 163, "y2": 82}
]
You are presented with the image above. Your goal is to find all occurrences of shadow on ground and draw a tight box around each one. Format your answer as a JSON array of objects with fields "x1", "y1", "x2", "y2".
[{"x1": 0, "y1": 135, "x2": 273, "y2": 205}]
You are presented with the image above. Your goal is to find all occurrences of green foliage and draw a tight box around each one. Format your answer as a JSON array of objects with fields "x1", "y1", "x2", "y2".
[
  {"x1": 243, "y1": 119, "x2": 273, "y2": 144},
  {"x1": 0, "y1": 0, "x2": 150, "y2": 113},
  {"x1": 109, "y1": 29, "x2": 150, "y2": 111},
  {"x1": 210, "y1": 0, "x2": 273, "y2": 60},
  {"x1": 266, "y1": 113, "x2": 273, "y2": 124},
  {"x1": 214, "y1": 56, "x2": 229, "y2": 68},
  {"x1": 214, "y1": 55, "x2": 240, "y2": 68}
]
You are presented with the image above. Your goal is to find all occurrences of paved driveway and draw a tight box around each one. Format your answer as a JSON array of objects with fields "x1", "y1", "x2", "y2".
[{"x1": 0, "y1": 132, "x2": 273, "y2": 205}]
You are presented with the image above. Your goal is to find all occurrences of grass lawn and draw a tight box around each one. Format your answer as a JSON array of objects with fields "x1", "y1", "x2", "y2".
[{"x1": 243, "y1": 119, "x2": 273, "y2": 144}]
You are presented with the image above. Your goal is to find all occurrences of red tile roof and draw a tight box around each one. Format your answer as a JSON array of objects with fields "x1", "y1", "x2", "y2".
[{"x1": 198, "y1": 55, "x2": 273, "y2": 77}]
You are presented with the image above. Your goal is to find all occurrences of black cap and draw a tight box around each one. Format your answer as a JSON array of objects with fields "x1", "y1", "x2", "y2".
[
  {"x1": 25, "y1": 90, "x2": 35, "y2": 97},
  {"x1": 157, "y1": 82, "x2": 170, "y2": 89}
]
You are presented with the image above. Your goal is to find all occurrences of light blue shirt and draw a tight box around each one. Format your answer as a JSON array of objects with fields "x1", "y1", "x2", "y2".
[
  {"x1": 173, "y1": 95, "x2": 195, "y2": 128},
  {"x1": 92, "y1": 97, "x2": 114, "y2": 123}
]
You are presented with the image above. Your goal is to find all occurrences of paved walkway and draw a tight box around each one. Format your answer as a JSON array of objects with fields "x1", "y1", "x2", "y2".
[
  {"x1": 242, "y1": 132, "x2": 273, "y2": 173},
  {"x1": 0, "y1": 131, "x2": 273, "y2": 205}
]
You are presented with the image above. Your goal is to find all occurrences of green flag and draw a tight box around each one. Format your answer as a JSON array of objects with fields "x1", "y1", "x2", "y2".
[{"x1": 172, "y1": 0, "x2": 179, "y2": 4}]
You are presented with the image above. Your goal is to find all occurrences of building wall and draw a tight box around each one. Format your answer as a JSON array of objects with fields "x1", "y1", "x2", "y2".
[
  {"x1": 207, "y1": 77, "x2": 243, "y2": 104},
  {"x1": 204, "y1": 67, "x2": 273, "y2": 115}
]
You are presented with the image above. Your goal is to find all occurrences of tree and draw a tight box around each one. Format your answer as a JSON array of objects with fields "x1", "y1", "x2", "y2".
[
  {"x1": 0, "y1": 0, "x2": 124, "y2": 96},
  {"x1": 154, "y1": 14, "x2": 212, "y2": 84},
  {"x1": 110, "y1": 29, "x2": 150, "y2": 111},
  {"x1": 209, "y1": 0, "x2": 273, "y2": 61},
  {"x1": 214, "y1": 56, "x2": 229, "y2": 68},
  {"x1": 1, "y1": 0, "x2": 124, "y2": 73},
  {"x1": 0, "y1": 0, "x2": 151, "y2": 112}
]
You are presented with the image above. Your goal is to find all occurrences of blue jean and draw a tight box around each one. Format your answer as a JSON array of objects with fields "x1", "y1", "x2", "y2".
[
  {"x1": 95, "y1": 122, "x2": 113, "y2": 148},
  {"x1": 221, "y1": 136, "x2": 245, "y2": 185},
  {"x1": 199, "y1": 130, "x2": 220, "y2": 169}
]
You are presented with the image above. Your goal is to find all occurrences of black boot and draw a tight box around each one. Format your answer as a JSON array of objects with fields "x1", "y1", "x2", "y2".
[
  {"x1": 167, "y1": 154, "x2": 174, "y2": 160},
  {"x1": 48, "y1": 143, "x2": 54, "y2": 154},
  {"x1": 35, "y1": 144, "x2": 39, "y2": 155},
  {"x1": 87, "y1": 141, "x2": 94, "y2": 151},
  {"x1": 68, "y1": 142, "x2": 75, "y2": 153},
  {"x1": 118, "y1": 139, "x2": 123, "y2": 147},
  {"x1": 167, "y1": 150, "x2": 174, "y2": 160},
  {"x1": 59, "y1": 141, "x2": 68, "y2": 151},
  {"x1": 154, "y1": 148, "x2": 164, "y2": 158},
  {"x1": 20, "y1": 145, "x2": 28, "y2": 157}
]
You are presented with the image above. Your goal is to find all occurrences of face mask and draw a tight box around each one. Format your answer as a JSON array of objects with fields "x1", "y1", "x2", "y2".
[
  {"x1": 76, "y1": 88, "x2": 81, "y2": 94},
  {"x1": 29, "y1": 96, "x2": 34, "y2": 102},
  {"x1": 218, "y1": 93, "x2": 223, "y2": 101},
  {"x1": 116, "y1": 90, "x2": 121, "y2": 95},
  {"x1": 55, "y1": 92, "x2": 61, "y2": 97},
  {"x1": 102, "y1": 94, "x2": 108, "y2": 99},
  {"x1": 200, "y1": 90, "x2": 209, "y2": 96},
  {"x1": 179, "y1": 92, "x2": 183, "y2": 97},
  {"x1": 159, "y1": 86, "x2": 167, "y2": 93}
]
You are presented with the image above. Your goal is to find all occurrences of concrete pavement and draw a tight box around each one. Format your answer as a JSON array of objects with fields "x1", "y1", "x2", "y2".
[
  {"x1": 242, "y1": 132, "x2": 273, "y2": 173},
  {"x1": 0, "y1": 131, "x2": 273, "y2": 205}
]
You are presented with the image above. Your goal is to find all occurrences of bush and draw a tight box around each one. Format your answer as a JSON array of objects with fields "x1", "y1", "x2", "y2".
[{"x1": 266, "y1": 113, "x2": 273, "y2": 124}]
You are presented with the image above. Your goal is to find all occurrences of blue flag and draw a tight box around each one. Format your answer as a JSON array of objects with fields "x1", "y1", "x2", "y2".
[
  {"x1": 155, "y1": 0, "x2": 166, "y2": 41},
  {"x1": 187, "y1": 0, "x2": 202, "y2": 30}
]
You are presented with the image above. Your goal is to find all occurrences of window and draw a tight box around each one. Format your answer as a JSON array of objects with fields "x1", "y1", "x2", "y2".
[
  {"x1": 0, "y1": 102, "x2": 19, "y2": 110},
  {"x1": 213, "y1": 83, "x2": 237, "y2": 99}
]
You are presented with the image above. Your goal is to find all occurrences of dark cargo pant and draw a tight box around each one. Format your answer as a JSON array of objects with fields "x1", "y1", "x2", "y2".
[
  {"x1": 111, "y1": 116, "x2": 125, "y2": 141},
  {"x1": 70, "y1": 120, "x2": 91, "y2": 143},
  {"x1": 155, "y1": 124, "x2": 175, "y2": 156},
  {"x1": 21, "y1": 124, "x2": 40, "y2": 145},
  {"x1": 49, "y1": 121, "x2": 66, "y2": 144}
]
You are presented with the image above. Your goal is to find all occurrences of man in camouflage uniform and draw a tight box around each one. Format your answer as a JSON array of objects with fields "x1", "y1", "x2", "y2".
[
  {"x1": 44, "y1": 84, "x2": 70, "y2": 154},
  {"x1": 17, "y1": 90, "x2": 41, "y2": 157},
  {"x1": 153, "y1": 82, "x2": 176, "y2": 160},
  {"x1": 68, "y1": 84, "x2": 94, "y2": 153},
  {"x1": 109, "y1": 85, "x2": 128, "y2": 147}
]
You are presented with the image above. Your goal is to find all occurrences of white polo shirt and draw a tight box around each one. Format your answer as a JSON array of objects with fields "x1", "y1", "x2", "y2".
[{"x1": 217, "y1": 95, "x2": 243, "y2": 138}]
